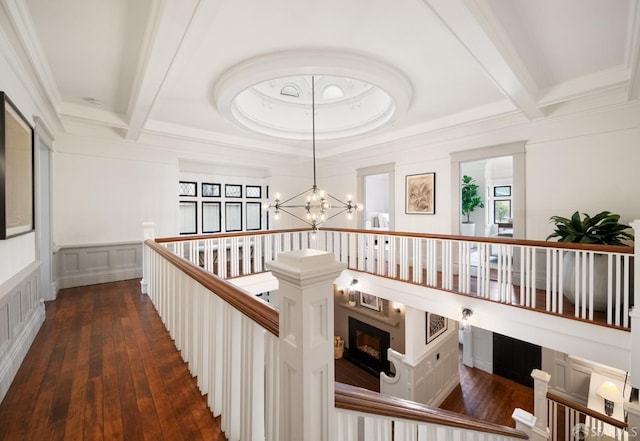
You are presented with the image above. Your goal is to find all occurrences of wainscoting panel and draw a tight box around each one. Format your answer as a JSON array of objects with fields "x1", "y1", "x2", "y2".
[
  {"x1": 56, "y1": 242, "x2": 142, "y2": 289},
  {"x1": 542, "y1": 348, "x2": 629, "y2": 405},
  {"x1": 0, "y1": 262, "x2": 45, "y2": 403}
]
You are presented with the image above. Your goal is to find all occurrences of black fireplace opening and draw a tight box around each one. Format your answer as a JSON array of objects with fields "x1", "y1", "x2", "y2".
[{"x1": 345, "y1": 317, "x2": 391, "y2": 376}]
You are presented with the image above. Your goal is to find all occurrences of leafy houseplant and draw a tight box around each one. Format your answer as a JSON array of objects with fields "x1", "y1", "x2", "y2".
[
  {"x1": 547, "y1": 211, "x2": 634, "y2": 311},
  {"x1": 547, "y1": 211, "x2": 634, "y2": 245},
  {"x1": 461, "y1": 175, "x2": 484, "y2": 223}
]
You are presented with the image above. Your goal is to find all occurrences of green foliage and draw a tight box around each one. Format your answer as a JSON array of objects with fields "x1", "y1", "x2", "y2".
[
  {"x1": 546, "y1": 211, "x2": 634, "y2": 246},
  {"x1": 461, "y1": 175, "x2": 484, "y2": 223}
]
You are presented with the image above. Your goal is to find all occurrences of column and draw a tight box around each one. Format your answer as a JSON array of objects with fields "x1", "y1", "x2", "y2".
[{"x1": 266, "y1": 249, "x2": 347, "y2": 441}]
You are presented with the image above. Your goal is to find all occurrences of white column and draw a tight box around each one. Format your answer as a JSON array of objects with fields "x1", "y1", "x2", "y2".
[
  {"x1": 629, "y1": 221, "x2": 640, "y2": 390},
  {"x1": 462, "y1": 327, "x2": 474, "y2": 367},
  {"x1": 266, "y1": 249, "x2": 347, "y2": 441},
  {"x1": 531, "y1": 369, "x2": 551, "y2": 441},
  {"x1": 140, "y1": 222, "x2": 156, "y2": 294}
]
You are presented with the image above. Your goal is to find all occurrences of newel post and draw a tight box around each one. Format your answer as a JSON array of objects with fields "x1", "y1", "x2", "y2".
[
  {"x1": 630, "y1": 221, "x2": 640, "y2": 392},
  {"x1": 530, "y1": 369, "x2": 551, "y2": 441},
  {"x1": 140, "y1": 222, "x2": 156, "y2": 295},
  {"x1": 266, "y1": 249, "x2": 347, "y2": 441}
]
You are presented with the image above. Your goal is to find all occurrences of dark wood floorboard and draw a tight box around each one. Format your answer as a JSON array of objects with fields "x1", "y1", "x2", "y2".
[
  {"x1": 0, "y1": 279, "x2": 225, "y2": 441},
  {"x1": 335, "y1": 345, "x2": 534, "y2": 428}
]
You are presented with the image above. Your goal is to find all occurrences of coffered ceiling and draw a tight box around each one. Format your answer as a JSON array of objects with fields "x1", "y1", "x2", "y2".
[{"x1": 5, "y1": 0, "x2": 639, "y2": 158}]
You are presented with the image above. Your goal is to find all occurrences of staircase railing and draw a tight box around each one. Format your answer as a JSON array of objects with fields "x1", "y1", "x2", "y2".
[
  {"x1": 157, "y1": 227, "x2": 634, "y2": 329},
  {"x1": 144, "y1": 237, "x2": 529, "y2": 441},
  {"x1": 546, "y1": 392, "x2": 628, "y2": 441}
]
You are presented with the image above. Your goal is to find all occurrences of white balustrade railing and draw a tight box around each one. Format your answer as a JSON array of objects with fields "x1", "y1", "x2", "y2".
[
  {"x1": 145, "y1": 240, "x2": 280, "y2": 441},
  {"x1": 158, "y1": 228, "x2": 634, "y2": 329}
]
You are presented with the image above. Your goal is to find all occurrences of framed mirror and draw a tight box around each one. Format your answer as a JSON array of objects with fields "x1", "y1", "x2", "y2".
[{"x1": 0, "y1": 92, "x2": 34, "y2": 239}]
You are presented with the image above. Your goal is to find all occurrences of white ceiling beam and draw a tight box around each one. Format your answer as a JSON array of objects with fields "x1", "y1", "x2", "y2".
[
  {"x1": 424, "y1": 0, "x2": 545, "y2": 120},
  {"x1": 124, "y1": 0, "x2": 223, "y2": 141}
]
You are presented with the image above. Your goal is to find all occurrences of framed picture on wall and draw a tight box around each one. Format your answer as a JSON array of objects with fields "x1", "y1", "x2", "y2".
[
  {"x1": 426, "y1": 311, "x2": 447, "y2": 343},
  {"x1": 406, "y1": 172, "x2": 435, "y2": 214},
  {"x1": 359, "y1": 292, "x2": 380, "y2": 311}
]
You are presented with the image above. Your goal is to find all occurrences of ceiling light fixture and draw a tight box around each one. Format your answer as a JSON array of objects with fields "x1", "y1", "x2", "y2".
[{"x1": 265, "y1": 76, "x2": 362, "y2": 232}]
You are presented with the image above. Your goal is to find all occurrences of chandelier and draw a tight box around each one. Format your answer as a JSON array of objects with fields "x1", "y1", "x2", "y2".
[{"x1": 265, "y1": 76, "x2": 362, "y2": 231}]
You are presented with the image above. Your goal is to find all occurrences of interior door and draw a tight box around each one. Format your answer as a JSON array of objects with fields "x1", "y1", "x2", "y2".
[{"x1": 493, "y1": 332, "x2": 541, "y2": 388}]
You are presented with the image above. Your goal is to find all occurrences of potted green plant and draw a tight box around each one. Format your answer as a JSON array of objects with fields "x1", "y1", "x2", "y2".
[
  {"x1": 460, "y1": 175, "x2": 484, "y2": 236},
  {"x1": 547, "y1": 211, "x2": 634, "y2": 311}
]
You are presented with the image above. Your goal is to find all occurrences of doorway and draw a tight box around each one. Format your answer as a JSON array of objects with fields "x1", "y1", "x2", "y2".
[
  {"x1": 493, "y1": 332, "x2": 541, "y2": 388},
  {"x1": 357, "y1": 163, "x2": 395, "y2": 230}
]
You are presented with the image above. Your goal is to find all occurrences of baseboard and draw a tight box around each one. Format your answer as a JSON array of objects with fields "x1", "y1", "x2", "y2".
[
  {"x1": 429, "y1": 375, "x2": 460, "y2": 408},
  {"x1": 474, "y1": 359, "x2": 493, "y2": 374},
  {"x1": 57, "y1": 268, "x2": 142, "y2": 290}
]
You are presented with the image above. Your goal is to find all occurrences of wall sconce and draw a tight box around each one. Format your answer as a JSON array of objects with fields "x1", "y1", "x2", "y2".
[
  {"x1": 461, "y1": 308, "x2": 473, "y2": 331},
  {"x1": 596, "y1": 381, "x2": 620, "y2": 416},
  {"x1": 347, "y1": 278, "x2": 358, "y2": 306}
]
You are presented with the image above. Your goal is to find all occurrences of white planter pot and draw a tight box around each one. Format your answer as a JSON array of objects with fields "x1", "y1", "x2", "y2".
[
  {"x1": 562, "y1": 253, "x2": 633, "y2": 312},
  {"x1": 460, "y1": 223, "x2": 475, "y2": 237}
]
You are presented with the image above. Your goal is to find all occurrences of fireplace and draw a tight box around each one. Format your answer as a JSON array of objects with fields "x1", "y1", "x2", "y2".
[{"x1": 346, "y1": 317, "x2": 391, "y2": 375}]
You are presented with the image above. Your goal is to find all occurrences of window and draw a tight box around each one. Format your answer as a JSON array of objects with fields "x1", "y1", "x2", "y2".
[
  {"x1": 225, "y1": 184, "x2": 242, "y2": 198},
  {"x1": 225, "y1": 202, "x2": 242, "y2": 232},
  {"x1": 246, "y1": 185, "x2": 261, "y2": 198},
  {"x1": 246, "y1": 202, "x2": 262, "y2": 231},
  {"x1": 202, "y1": 183, "x2": 221, "y2": 197},
  {"x1": 494, "y1": 200, "x2": 511, "y2": 223},
  {"x1": 202, "y1": 202, "x2": 221, "y2": 233},
  {"x1": 494, "y1": 185, "x2": 511, "y2": 197},
  {"x1": 179, "y1": 181, "x2": 197, "y2": 197},
  {"x1": 179, "y1": 201, "x2": 197, "y2": 234}
]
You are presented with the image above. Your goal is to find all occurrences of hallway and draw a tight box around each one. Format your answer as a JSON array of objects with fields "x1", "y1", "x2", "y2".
[{"x1": 0, "y1": 279, "x2": 532, "y2": 440}]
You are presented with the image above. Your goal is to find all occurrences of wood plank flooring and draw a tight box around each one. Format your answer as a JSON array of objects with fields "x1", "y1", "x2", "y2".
[
  {"x1": 0, "y1": 279, "x2": 225, "y2": 441},
  {"x1": 0, "y1": 278, "x2": 534, "y2": 440},
  {"x1": 335, "y1": 346, "x2": 534, "y2": 428}
]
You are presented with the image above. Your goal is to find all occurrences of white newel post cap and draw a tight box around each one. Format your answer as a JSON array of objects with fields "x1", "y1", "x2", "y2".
[{"x1": 266, "y1": 249, "x2": 347, "y2": 285}]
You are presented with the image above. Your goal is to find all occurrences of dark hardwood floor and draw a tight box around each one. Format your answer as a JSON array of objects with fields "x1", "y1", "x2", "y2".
[
  {"x1": 0, "y1": 278, "x2": 533, "y2": 440},
  {"x1": 0, "y1": 279, "x2": 225, "y2": 441},
  {"x1": 335, "y1": 345, "x2": 534, "y2": 428}
]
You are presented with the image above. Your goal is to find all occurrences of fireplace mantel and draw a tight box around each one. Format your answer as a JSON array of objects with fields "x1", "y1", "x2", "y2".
[{"x1": 337, "y1": 301, "x2": 399, "y2": 327}]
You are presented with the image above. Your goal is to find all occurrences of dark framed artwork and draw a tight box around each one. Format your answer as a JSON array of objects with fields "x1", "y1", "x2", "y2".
[
  {"x1": 406, "y1": 172, "x2": 435, "y2": 214},
  {"x1": 0, "y1": 92, "x2": 34, "y2": 240},
  {"x1": 359, "y1": 292, "x2": 380, "y2": 311},
  {"x1": 426, "y1": 311, "x2": 447, "y2": 343}
]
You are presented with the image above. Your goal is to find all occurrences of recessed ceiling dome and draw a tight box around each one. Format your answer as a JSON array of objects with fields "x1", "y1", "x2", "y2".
[{"x1": 214, "y1": 50, "x2": 412, "y2": 141}]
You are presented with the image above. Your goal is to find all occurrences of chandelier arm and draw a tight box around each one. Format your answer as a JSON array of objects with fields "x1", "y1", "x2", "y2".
[
  {"x1": 325, "y1": 208, "x2": 349, "y2": 222},
  {"x1": 278, "y1": 187, "x2": 315, "y2": 205},
  {"x1": 326, "y1": 193, "x2": 351, "y2": 206},
  {"x1": 276, "y1": 207, "x2": 314, "y2": 226}
]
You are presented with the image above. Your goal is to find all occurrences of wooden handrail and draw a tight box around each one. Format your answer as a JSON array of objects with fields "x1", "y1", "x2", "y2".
[
  {"x1": 547, "y1": 392, "x2": 628, "y2": 430},
  {"x1": 335, "y1": 382, "x2": 529, "y2": 439},
  {"x1": 155, "y1": 228, "x2": 310, "y2": 244},
  {"x1": 156, "y1": 227, "x2": 634, "y2": 255},
  {"x1": 145, "y1": 239, "x2": 279, "y2": 336}
]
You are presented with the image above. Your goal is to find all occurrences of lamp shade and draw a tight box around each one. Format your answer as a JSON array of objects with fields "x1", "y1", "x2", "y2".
[{"x1": 596, "y1": 381, "x2": 620, "y2": 402}]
